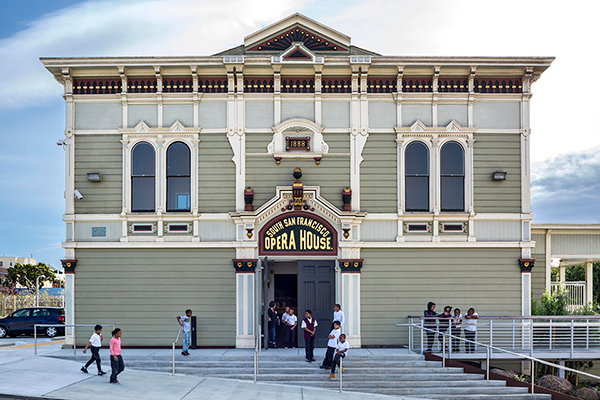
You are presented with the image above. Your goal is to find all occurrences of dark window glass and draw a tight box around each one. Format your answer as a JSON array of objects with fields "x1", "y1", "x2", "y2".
[
  {"x1": 32, "y1": 308, "x2": 50, "y2": 317},
  {"x1": 405, "y1": 141, "x2": 429, "y2": 211},
  {"x1": 440, "y1": 141, "x2": 465, "y2": 211},
  {"x1": 131, "y1": 142, "x2": 155, "y2": 212},
  {"x1": 166, "y1": 141, "x2": 190, "y2": 212},
  {"x1": 12, "y1": 309, "x2": 30, "y2": 318}
]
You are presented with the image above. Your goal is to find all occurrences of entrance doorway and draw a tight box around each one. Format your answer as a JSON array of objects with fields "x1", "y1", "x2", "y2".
[{"x1": 267, "y1": 260, "x2": 335, "y2": 349}]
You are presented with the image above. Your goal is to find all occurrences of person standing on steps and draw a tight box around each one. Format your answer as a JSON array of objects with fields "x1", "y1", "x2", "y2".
[
  {"x1": 423, "y1": 302, "x2": 438, "y2": 352},
  {"x1": 328, "y1": 333, "x2": 349, "y2": 380},
  {"x1": 81, "y1": 324, "x2": 107, "y2": 376},
  {"x1": 437, "y1": 306, "x2": 452, "y2": 350},
  {"x1": 267, "y1": 301, "x2": 278, "y2": 348},
  {"x1": 109, "y1": 328, "x2": 125, "y2": 384},
  {"x1": 282, "y1": 306, "x2": 291, "y2": 349},
  {"x1": 451, "y1": 308, "x2": 463, "y2": 353},
  {"x1": 320, "y1": 320, "x2": 341, "y2": 370},
  {"x1": 464, "y1": 307, "x2": 479, "y2": 353},
  {"x1": 301, "y1": 309, "x2": 318, "y2": 362},
  {"x1": 286, "y1": 308, "x2": 298, "y2": 349},
  {"x1": 176, "y1": 309, "x2": 193, "y2": 356},
  {"x1": 333, "y1": 304, "x2": 344, "y2": 329}
]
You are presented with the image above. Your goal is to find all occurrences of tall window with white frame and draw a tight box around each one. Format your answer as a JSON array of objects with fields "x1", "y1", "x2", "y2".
[
  {"x1": 166, "y1": 141, "x2": 191, "y2": 212},
  {"x1": 405, "y1": 141, "x2": 430, "y2": 212},
  {"x1": 131, "y1": 142, "x2": 156, "y2": 212},
  {"x1": 440, "y1": 141, "x2": 465, "y2": 212}
]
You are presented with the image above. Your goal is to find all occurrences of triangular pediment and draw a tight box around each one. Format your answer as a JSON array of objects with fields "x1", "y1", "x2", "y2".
[
  {"x1": 279, "y1": 43, "x2": 316, "y2": 62},
  {"x1": 445, "y1": 120, "x2": 463, "y2": 132},
  {"x1": 169, "y1": 120, "x2": 185, "y2": 132},
  {"x1": 410, "y1": 120, "x2": 428, "y2": 132},
  {"x1": 245, "y1": 13, "x2": 349, "y2": 53},
  {"x1": 134, "y1": 120, "x2": 150, "y2": 133}
]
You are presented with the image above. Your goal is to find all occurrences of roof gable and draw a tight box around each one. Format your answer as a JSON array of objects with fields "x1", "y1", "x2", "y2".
[{"x1": 244, "y1": 13, "x2": 350, "y2": 53}]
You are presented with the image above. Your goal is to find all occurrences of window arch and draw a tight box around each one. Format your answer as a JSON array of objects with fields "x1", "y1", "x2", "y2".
[
  {"x1": 131, "y1": 142, "x2": 155, "y2": 212},
  {"x1": 405, "y1": 141, "x2": 429, "y2": 212},
  {"x1": 440, "y1": 141, "x2": 465, "y2": 211},
  {"x1": 166, "y1": 141, "x2": 191, "y2": 212}
]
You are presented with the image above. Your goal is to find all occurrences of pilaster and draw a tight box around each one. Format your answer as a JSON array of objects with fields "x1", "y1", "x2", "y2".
[
  {"x1": 340, "y1": 260, "x2": 362, "y2": 348},
  {"x1": 273, "y1": 65, "x2": 281, "y2": 125},
  {"x1": 314, "y1": 65, "x2": 322, "y2": 125},
  {"x1": 234, "y1": 260, "x2": 256, "y2": 348}
]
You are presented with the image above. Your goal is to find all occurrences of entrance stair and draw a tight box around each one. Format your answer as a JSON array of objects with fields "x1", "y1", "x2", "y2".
[{"x1": 47, "y1": 349, "x2": 550, "y2": 399}]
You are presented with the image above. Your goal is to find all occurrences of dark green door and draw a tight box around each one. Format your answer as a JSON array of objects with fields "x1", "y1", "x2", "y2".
[{"x1": 297, "y1": 260, "x2": 335, "y2": 348}]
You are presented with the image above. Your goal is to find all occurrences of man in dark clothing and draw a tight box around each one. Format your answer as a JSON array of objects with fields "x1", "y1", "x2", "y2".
[
  {"x1": 267, "y1": 301, "x2": 278, "y2": 348},
  {"x1": 424, "y1": 302, "x2": 438, "y2": 352},
  {"x1": 301, "y1": 309, "x2": 318, "y2": 362},
  {"x1": 437, "y1": 306, "x2": 453, "y2": 350}
]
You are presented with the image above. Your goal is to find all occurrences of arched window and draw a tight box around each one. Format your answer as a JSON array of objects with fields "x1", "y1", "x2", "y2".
[
  {"x1": 166, "y1": 141, "x2": 190, "y2": 212},
  {"x1": 405, "y1": 141, "x2": 429, "y2": 212},
  {"x1": 131, "y1": 142, "x2": 155, "y2": 212},
  {"x1": 440, "y1": 141, "x2": 465, "y2": 211}
]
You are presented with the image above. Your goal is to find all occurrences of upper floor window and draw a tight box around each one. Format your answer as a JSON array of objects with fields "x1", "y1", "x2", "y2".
[
  {"x1": 440, "y1": 141, "x2": 465, "y2": 211},
  {"x1": 405, "y1": 141, "x2": 429, "y2": 212},
  {"x1": 166, "y1": 141, "x2": 190, "y2": 212},
  {"x1": 131, "y1": 142, "x2": 155, "y2": 212}
]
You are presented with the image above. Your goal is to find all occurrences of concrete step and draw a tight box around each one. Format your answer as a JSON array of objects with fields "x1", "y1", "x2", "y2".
[
  {"x1": 137, "y1": 366, "x2": 465, "y2": 375},
  {"x1": 395, "y1": 395, "x2": 551, "y2": 400},
  {"x1": 249, "y1": 380, "x2": 509, "y2": 389},
  {"x1": 125, "y1": 360, "x2": 443, "y2": 368},
  {"x1": 142, "y1": 373, "x2": 487, "y2": 382},
  {"x1": 363, "y1": 386, "x2": 531, "y2": 395}
]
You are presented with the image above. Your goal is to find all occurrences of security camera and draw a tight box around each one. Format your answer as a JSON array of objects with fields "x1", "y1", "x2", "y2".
[
  {"x1": 56, "y1": 139, "x2": 65, "y2": 146},
  {"x1": 74, "y1": 189, "x2": 83, "y2": 200}
]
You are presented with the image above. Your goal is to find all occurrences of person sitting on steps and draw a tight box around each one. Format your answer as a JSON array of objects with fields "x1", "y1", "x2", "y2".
[{"x1": 328, "y1": 333, "x2": 349, "y2": 379}]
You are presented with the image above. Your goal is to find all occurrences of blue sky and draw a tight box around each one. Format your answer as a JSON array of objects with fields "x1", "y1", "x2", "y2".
[{"x1": 1, "y1": 0, "x2": 599, "y2": 268}]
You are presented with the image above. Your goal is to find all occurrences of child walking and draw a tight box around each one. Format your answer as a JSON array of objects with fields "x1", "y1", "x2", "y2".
[
  {"x1": 301, "y1": 310, "x2": 318, "y2": 362},
  {"x1": 109, "y1": 328, "x2": 125, "y2": 384},
  {"x1": 320, "y1": 320, "x2": 341, "y2": 369},
  {"x1": 81, "y1": 324, "x2": 107, "y2": 375},
  {"x1": 176, "y1": 309, "x2": 193, "y2": 356},
  {"x1": 328, "y1": 333, "x2": 349, "y2": 379}
]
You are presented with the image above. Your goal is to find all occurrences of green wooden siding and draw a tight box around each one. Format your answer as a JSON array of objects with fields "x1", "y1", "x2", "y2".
[
  {"x1": 73, "y1": 248, "x2": 236, "y2": 347},
  {"x1": 361, "y1": 133, "x2": 397, "y2": 213},
  {"x1": 245, "y1": 133, "x2": 350, "y2": 209},
  {"x1": 199, "y1": 133, "x2": 236, "y2": 212},
  {"x1": 360, "y1": 248, "x2": 522, "y2": 346},
  {"x1": 473, "y1": 133, "x2": 521, "y2": 213},
  {"x1": 532, "y1": 233, "x2": 547, "y2": 302},
  {"x1": 74, "y1": 134, "x2": 122, "y2": 214}
]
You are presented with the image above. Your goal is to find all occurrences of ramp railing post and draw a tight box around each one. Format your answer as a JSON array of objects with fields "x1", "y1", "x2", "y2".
[
  {"x1": 486, "y1": 347, "x2": 490, "y2": 380},
  {"x1": 339, "y1": 356, "x2": 342, "y2": 393},
  {"x1": 442, "y1": 334, "x2": 446, "y2": 367},
  {"x1": 34, "y1": 326, "x2": 37, "y2": 355}
]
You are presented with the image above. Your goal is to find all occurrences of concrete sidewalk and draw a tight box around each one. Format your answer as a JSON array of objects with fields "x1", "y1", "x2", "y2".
[{"x1": 0, "y1": 343, "x2": 423, "y2": 400}]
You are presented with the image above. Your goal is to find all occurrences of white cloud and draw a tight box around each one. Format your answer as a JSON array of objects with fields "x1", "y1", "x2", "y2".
[{"x1": 0, "y1": 0, "x2": 309, "y2": 108}]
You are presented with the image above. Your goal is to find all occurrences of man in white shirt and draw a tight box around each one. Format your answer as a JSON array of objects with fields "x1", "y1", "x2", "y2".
[
  {"x1": 333, "y1": 304, "x2": 345, "y2": 328},
  {"x1": 320, "y1": 320, "x2": 341, "y2": 369},
  {"x1": 285, "y1": 309, "x2": 298, "y2": 348},
  {"x1": 328, "y1": 333, "x2": 349, "y2": 379},
  {"x1": 463, "y1": 308, "x2": 479, "y2": 353},
  {"x1": 177, "y1": 309, "x2": 193, "y2": 356}
]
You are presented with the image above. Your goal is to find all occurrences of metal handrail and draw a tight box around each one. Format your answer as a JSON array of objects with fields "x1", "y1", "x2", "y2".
[
  {"x1": 408, "y1": 315, "x2": 600, "y2": 320},
  {"x1": 397, "y1": 323, "x2": 600, "y2": 394},
  {"x1": 34, "y1": 324, "x2": 115, "y2": 355},
  {"x1": 172, "y1": 328, "x2": 182, "y2": 375}
]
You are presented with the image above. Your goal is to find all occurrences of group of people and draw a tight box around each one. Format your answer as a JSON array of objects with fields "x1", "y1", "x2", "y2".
[
  {"x1": 424, "y1": 302, "x2": 479, "y2": 353},
  {"x1": 268, "y1": 302, "x2": 348, "y2": 379},
  {"x1": 80, "y1": 324, "x2": 125, "y2": 384}
]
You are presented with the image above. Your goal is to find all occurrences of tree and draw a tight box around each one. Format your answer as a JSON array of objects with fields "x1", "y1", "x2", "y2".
[{"x1": 1, "y1": 263, "x2": 59, "y2": 293}]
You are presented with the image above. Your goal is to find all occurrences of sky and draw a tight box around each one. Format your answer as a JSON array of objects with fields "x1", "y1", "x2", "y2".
[{"x1": 1, "y1": 0, "x2": 599, "y2": 267}]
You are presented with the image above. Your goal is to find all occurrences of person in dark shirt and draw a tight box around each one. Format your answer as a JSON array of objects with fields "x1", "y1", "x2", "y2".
[
  {"x1": 267, "y1": 301, "x2": 278, "y2": 348},
  {"x1": 423, "y1": 302, "x2": 438, "y2": 352},
  {"x1": 437, "y1": 306, "x2": 452, "y2": 350}
]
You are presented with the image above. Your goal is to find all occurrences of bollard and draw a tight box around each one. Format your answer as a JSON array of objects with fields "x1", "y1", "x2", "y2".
[{"x1": 339, "y1": 356, "x2": 342, "y2": 393}]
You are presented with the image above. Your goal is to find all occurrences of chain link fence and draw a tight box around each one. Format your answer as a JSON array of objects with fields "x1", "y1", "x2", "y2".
[{"x1": 0, "y1": 293, "x2": 65, "y2": 317}]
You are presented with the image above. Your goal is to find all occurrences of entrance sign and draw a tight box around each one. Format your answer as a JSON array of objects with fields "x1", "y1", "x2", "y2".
[{"x1": 259, "y1": 212, "x2": 338, "y2": 256}]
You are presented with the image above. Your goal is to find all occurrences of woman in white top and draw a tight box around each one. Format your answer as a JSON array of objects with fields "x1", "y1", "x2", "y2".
[
  {"x1": 333, "y1": 304, "x2": 344, "y2": 329},
  {"x1": 450, "y1": 308, "x2": 463, "y2": 353},
  {"x1": 463, "y1": 308, "x2": 478, "y2": 353}
]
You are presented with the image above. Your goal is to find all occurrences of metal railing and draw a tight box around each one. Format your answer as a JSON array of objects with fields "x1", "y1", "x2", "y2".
[
  {"x1": 408, "y1": 315, "x2": 600, "y2": 357},
  {"x1": 1, "y1": 294, "x2": 64, "y2": 317},
  {"x1": 171, "y1": 328, "x2": 182, "y2": 375},
  {"x1": 551, "y1": 281, "x2": 587, "y2": 309},
  {"x1": 397, "y1": 323, "x2": 600, "y2": 394},
  {"x1": 34, "y1": 324, "x2": 114, "y2": 355}
]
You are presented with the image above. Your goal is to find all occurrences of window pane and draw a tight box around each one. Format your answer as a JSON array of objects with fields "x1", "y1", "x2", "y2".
[
  {"x1": 167, "y1": 142, "x2": 190, "y2": 176},
  {"x1": 405, "y1": 176, "x2": 429, "y2": 211},
  {"x1": 440, "y1": 142, "x2": 464, "y2": 176},
  {"x1": 132, "y1": 142, "x2": 155, "y2": 176},
  {"x1": 13, "y1": 309, "x2": 30, "y2": 318},
  {"x1": 405, "y1": 142, "x2": 429, "y2": 175},
  {"x1": 167, "y1": 176, "x2": 190, "y2": 211},
  {"x1": 132, "y1": 176, "x2": 155, "y2": 212},
  {"x1": 441, "y1": 176, "x2": 464, "y2": 211}
]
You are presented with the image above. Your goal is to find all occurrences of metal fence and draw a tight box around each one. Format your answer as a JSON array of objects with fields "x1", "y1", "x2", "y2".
[
  {"x1": 408, "y1": 315, "x2": 600, "y2": 357},
  {"x1": 551, "y1": 281, "x2": 587, "y2": 309},
  {"x1": 0, "y1": 294, "x2": 65, "y2": 317}
]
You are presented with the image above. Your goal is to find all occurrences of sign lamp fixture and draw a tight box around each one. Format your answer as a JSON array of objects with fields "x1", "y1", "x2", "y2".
[
  {"x1": 492, "y1": 171, "x2": 507, "y2": 181},
  {"x1": 87, "y1": 172, "x2": 102, "y2": 182}
]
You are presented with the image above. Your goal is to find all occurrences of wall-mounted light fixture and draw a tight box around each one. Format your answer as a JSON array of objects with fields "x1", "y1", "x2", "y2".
[
  {"x1": 492, "y1": 171, "x2": 507, "y2": 181},
  {"x1": 87, "y1": 172, "x2": 102, "y2": 182}
]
